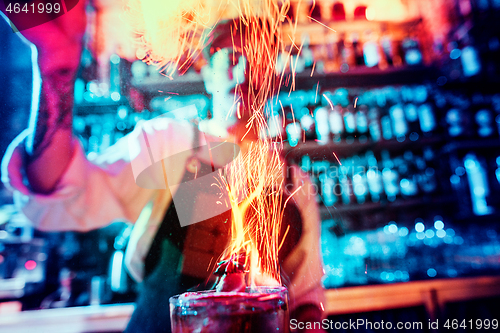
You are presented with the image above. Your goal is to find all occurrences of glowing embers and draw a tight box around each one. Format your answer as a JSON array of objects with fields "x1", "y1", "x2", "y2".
[
  {"x1": 217, "y1": 137, "x2": 285, "y2": 289},
  {"x1": 124, "y1": 0, "x2": 292, "y2": 79},
  {"x1": 126, "y1": 0, "x2": 296, "y2": 289}
]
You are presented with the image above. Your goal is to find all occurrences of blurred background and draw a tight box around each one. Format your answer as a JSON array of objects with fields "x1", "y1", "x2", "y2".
[{"x1": 1, "y1": 0, "x2": 500, "y2": 331}]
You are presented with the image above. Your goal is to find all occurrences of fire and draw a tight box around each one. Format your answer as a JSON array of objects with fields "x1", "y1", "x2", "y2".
[
  {"x1": 123, "y1": 0, "x2": 214, "y2": 77},
  {"x1": 125, "y1": 0, "x2": 307, "y2": 287},
  {"x1": 213, "y1": 0, "x2": 295, "y2": 288},
  {"x1": 219, "y1": 136, "x2": 285, "y2": 286}
]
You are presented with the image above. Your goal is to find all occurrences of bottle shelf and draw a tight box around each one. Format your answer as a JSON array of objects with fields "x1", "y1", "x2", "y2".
[
  {"x1": 284, "y1": 136, "x2": 445, "y2": 162},
  {"x1": 130, "y1": 65, "x2": 438, "y2": 97},
  {"x1": 284, "y1": 136, "x2": 500, "y2": 162},
  {"x1": 131, "y1": 73, "x2": 207, "y2": 96},
  {"x1": 74, "y1": 101, "x2": 127, "y2": 115},
  {"x1": 282, "y1": 19, "x2": 422, "y2": 47},
  {"x1": 289, "y1": 65, "x2": 438, "y2": 91},
  {"x1": 319, "y1": 195, "x2": 456, "y2": 220},
  {"x1": 441, "y1": 138, "x2": 500, "y2": 154}
]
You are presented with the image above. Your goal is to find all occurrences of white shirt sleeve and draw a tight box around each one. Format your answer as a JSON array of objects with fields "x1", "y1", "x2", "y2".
[{"x1": 1, "y1": 117, "x2": 195, "y2": 232}]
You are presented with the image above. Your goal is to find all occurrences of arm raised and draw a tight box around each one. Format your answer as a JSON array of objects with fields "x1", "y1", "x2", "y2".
[{"x1": 2, "y1": 1, "x2": 87, "y2": 193}]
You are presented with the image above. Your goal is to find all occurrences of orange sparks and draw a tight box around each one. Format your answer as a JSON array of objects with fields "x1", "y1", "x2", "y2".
[
  {"x1": 127, "y1": 0, "x2": 300, "y2": 288},
  {"x1": 315, "y1": 82, "x2": 319, "y2": 104},
  {"x1": 333, "y1": 152, "x2": 341, "y2": 165},
  {"x1": 307, "y1": 15, "x2": 336, "y2": 33},
  {"x1": 323, "y1": 93, "x2": 334, "y2": 110}
]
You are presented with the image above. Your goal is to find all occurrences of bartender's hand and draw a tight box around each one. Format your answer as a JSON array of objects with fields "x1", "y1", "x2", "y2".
[{"x1": 2, "y1": 1, "x2": 87, "y2": 193}]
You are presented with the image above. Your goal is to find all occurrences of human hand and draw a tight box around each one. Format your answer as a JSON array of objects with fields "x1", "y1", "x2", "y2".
[{"x1": 1, "y1": 1, "x2": 87, "y2": 193}]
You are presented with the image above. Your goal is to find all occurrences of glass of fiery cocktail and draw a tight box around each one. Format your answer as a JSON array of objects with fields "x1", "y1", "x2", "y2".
[{"x1": 169, "y1": 286, "x2": 289, "y2": 333}]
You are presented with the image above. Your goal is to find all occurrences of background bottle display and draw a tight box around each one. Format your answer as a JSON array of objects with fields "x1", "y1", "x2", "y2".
[
  {"x1": 464, "y1": 153, "x2": 494, "y2": 216},
  {"x1": 365, "y1": 151, "x2": 384, "y2": 203},
  {"x1": 3, "y1": 0, "x2": 500, "y2": 317}
]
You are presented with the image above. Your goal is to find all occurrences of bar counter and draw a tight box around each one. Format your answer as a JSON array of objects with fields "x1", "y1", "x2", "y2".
[
  {"x1": 0, "y1": 303, "x2": 135, "y2": 333},
  {"x1": 1, "y1": 275, "x2": 500, "y2": 332}
]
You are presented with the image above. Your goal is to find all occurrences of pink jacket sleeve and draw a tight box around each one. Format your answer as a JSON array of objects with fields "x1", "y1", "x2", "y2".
[{"x1": 1, "y1": 117, "x2": 195, "y2": 232}]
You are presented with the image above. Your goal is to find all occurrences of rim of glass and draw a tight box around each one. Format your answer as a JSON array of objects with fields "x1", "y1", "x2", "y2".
[{"x1": 169, "y1": 286, "x2": 288, "y2": 306}]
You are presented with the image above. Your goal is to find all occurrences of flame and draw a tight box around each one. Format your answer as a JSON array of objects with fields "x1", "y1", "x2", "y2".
[
  {"x1": 125, "y1": 0, "x2": 308, "y2": 287},
  {"x1": 213, "y1": 0, "x2": 297, "y2": 287},
  {"x1": 219, "y1": 137, "x2": 285, "y2": 286}
]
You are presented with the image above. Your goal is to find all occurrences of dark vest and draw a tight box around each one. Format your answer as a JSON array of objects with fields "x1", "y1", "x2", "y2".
[{"x1": 125, "y1": 162, "x2": 302, "y2": 333}]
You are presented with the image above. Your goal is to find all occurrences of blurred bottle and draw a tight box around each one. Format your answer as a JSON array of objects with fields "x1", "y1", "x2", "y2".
[
  {"x1": 449, "y1": 155, "x2": 472, "y2": 216},
  {"x1": 109, "y1": 54, "x2": 121, "y2": 101},
  {"x1": 131, "y1": 60, "x2": 149, "y2": 82},
  {"x1": 381, "y1": 150, "x2": 400, "y2": 201},
  {"x1": 399, "y1": 151, "x2": 419, "y2": 198},
  {"x1": 299, "y1": 107, "x2": 316, "y2": 141},
  {"x1": 365, "y1": 151, "x2": 384, "y2": 203},
  {"x1": 75, "y1": 47, "x2": 99, "y2": 104},
  {"x1": 343, "y1": 106, "x2": 357, "y2": 141},
  {"x1": 389, "y1": 104, "x2": 408, "y2": 140},
  {"x1": 381, "y1": 113, "x2": 393, "y2": 140},
  {"x1": 114, "y1": 106, "x2": 130, "y2": 143},
  {"x1": 496, "y1": 156, "x2": 500, "y2": 187},
  {"x1": 471, "y1": 93, "x2": 496, "y2": 138},
  {"x1": 404, "y1": 102, "x2": 420, "y2": 135},
  {"x1": 418, "y1": 103, "x2": 437, "y2": 135},
  {"x1": 355, "y1": 105, "x2": 369, "y2": 143},
  {"x1": 336, "y1": 33, "x2": 348, "y2": 71},
  {"x1": 380, "y1": 30, "x2": 395, "y2": 66},
  {"x1": 352, "y1": 155, "x2": 368, "y2": 204},
  {"x1": 461, "y1": 34, "x2": 482, "y2": 77},
  {"x1": 319, "y1": 172, "x2": 338, "y2": 207},
  {"x1": 419, "y1": 147, "x2": 438, "y2": 194},
  {"x1": 312, "y1": 161, "x2": 330, "y2": 204},
  {"x1": 100, "y1": 115, "x2": 115, "y2": 152},
  {"x1": 368, "y1": 107, "x2": 382, "y2": 142},
  {"x1": 402, "y1": 35, "x2": 423, "y2": 66},
  {"x1": 446, "y1": 108, "x2": 470, "y2": 138},
  {"x1": 344, "y1": 35, "x2": 356, "y2": 70},
  {"x1": 482, "y1": 151, "x2": 500, "y2": 192},
  {"x1": 339, "y1": 158, "x2": 355, "y2": 205},
  {"x1": 40, "y1": 268, "x2": 74, "y2": 309},
  {"x1": 88, "y1": 118, "x2": 102, "y2": 155},
  {"x1": 352, "y1": 33, "x2": 365, "y2": 67},
  {"x1": 300, "y1": 155, "x2": 312, "y2": 173},
  {"x1": 314, "y1": 106, "x2": 330, "y2": 145},
  {"x1": 266, "y1": 112, "x2": 284, "y2": 139},
  {"x1": 286, "y1": 121, "x2": 302, "y2": 147},
  {"x1": 362, "y1": 32, "x2": 380, "y2": 68},
  {"x1": 487, "y1": 156, "x2": 500, "y2": 209},
  {"x1": 329, "y1": 104, "x2": 344, "y2": 143},
  {"x1": 73, "y1": 116, "x2": 88, "y2": 151},
  {"x1": 475, "y1": 109, "x2": 495, "y2": 138},
  {"x1": 300, "y1": 33, "x2": 315, "y2": 71}
]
